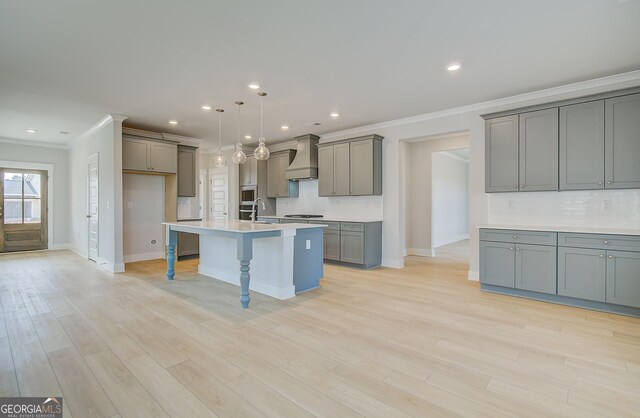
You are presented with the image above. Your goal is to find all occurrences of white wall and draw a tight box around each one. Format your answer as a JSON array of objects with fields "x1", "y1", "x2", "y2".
[
  {"x1": 123, "y1": 174, "x2": 165, "y2": 262},
  {"x1": 69, "y1": 115, "x2": 126, "y2": 272},
  {"x1": 319, "y1": 70, "x2": 640, "y2": 275},
  {"x1": 432, "y1": 151, "x2": 469, "y2": 248},
  {"x1": 276, "y1": 180, "x2": 383, "y2": 220},
  {"x1": 405, "y1": 135, "x2": 470, "y2": 256},
  {"x1": 0, "y1": 141, "x2": 69, "y2": 247}
]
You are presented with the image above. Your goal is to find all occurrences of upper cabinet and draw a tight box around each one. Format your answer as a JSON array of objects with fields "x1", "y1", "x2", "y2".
[
  {"x1": 239, "y1": 156, "x2": 258, "y2": 186},
  {"x1": 177, "y1": 145, "x2": 197, "y2": 197},
  {"x1": 123, "y1": 137, "x2": 177, "y2": 174},
  {"x1": 605, "y1": 93, "x2": 640, "y2": 189},
  {"x1": 317, "y1": 134, "x2": 383, "y2": 197},
  {"x1": 267, "y1": 150, "x2": 299, "y2": 198},
  {"x1": 483, "y1": 88, "x2": 640, "y2": 193}
]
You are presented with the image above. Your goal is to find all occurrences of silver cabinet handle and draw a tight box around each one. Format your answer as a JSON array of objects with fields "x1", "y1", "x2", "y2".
[
  {"x1": 598, "y1": 181, "x2": 603, "y2": 185},
  {"x1": 599, "y1": 254, "x2": 604, "y2": 258},
  {"x1": 513, "y1": 235, "x2": 518, "y2": 239},
  {"x1": 509, "y1": 247, "x2": 514, "y2": 251},
  {"x1": 513, "y1": 184, "x2": 518, "y2": 188},
  {"x1": 606, "y1": 181, "x2": 612, "y2": 185},
  {"x1": 603, "y1": 240, "x2": 609, "y2": 244},
  {"x1": 608, "y1": 255, "x2": 613, "y2": 259},
  {"x1": 516, "y1": 247, "x2": 520, "y2": 251},
  {"x1": 520, "y1": 185, "x2": 524, "y2": 188}
]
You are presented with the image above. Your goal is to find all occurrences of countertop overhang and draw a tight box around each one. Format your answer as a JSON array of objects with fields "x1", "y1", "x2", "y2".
[
  {"x1": 164, "y1": 220, "x2": 325, "y2": 234},
  {"x1": 478, "y1": 224, "x2": 640, "y2": 236}
]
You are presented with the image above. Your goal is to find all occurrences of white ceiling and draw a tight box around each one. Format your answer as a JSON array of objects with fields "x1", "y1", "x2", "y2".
[{"x1": 1, "y1": 0, "x2": 639, "y2": 148}]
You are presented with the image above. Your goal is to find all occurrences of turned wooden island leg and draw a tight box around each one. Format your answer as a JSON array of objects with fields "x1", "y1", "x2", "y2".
[
  {"x1": 166, "y1": 228, "x2": 177, "y2": 280},
  {"x1": 237, "y1": 234, "x2": 253, "y2": 308}
]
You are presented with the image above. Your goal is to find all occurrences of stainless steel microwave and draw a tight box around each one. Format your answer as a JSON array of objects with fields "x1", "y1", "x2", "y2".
[{"x1": 240, "y1": 185, "x2": 257, "y2": 204}]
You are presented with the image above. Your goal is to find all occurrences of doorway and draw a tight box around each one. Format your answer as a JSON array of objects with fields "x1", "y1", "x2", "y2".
[
  {"x1": 87, "y1": 154, "x2": 99, "y2": 261},
  {"x1": 208, "y1": 169, "x2": 228, "y2": 220},
  {"x1": 0, "y1": 168, "x2": 48, "y2": 252}
]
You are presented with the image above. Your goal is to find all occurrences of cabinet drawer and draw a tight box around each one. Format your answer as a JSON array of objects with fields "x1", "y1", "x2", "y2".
[
  {"x1": 480, "y1": 229, "x2": 557, "y2": 246},
  {"x1": 309, "y1": 220, "x2": 340, "y2": 231},
  {"x1": 341, "y1": 222, "x2": 364, "y2": 232},
  {"x1": 558, "y1": 233, "x2": 640, "y2": 251}
]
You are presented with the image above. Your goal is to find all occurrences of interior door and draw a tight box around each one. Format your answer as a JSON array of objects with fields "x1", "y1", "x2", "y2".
[
  {"x1": 88, "y1": 154, "x2": 99, "y2": 261},
  {"x1": 209, "y1": 171, "x2": 228, "y2": 220},
  {"x1": 0, "y1": 168, "x2": 48, "y2": 252}
]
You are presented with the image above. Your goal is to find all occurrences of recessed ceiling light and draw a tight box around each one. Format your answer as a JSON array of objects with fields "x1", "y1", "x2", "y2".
[
  {"x1": 281, "y1": 125, "x2": 289, "y2": 130},
  {"x1": 26, "y1": 129, "x2": 37, "y2": 133},
  {"x1": 447, "y1": 63, "x2": 461, "y2": 72},
  {"x1": 244, "y1": 135, "x2": 252, "y2": 139},
  {"x1": 330, "y1": 112, "x2": 340, "y2": 118},
  {"x1": 201, "y1": 105, "x2": 212, "y2": 110},
  {"x1": 169, "y1": 120, "x2": 178, "y2": 125},
  {"x1": 59, "y1": 131, "x2": 69, "y2": 135},
  {"x1": 248, "y1": 83, "x2": 260, "y2": 90}
]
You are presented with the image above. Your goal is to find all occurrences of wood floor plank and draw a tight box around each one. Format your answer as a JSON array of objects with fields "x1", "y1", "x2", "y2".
[
  {"x1": 84, "y1": 350, "x2": 169, "y2": 418},
  {"x1": 85, "y1": 316, "x2": 145, "y2": 361},
  {"x1": 31, "y1": 312, "x2": 73, "y2": 353},
  {"x1": 118, "y1": 320, "x2": 186, "y2": 367},
  {"x1": 58, "y1": 314, "x2": 108, "y2": 356}
]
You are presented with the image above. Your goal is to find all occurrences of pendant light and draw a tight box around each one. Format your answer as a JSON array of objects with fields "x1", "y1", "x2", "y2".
[
  {"x1": 232, "y1": 101, "x2": 247, "y2": 164},
  {"x1": 254, "y1": 91, "x2": 270, "y2": 160},
  {"x1": 213, "y1": 108, "x2": 227, "y2": 168}
]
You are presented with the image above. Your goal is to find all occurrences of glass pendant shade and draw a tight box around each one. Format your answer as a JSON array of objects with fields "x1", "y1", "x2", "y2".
[
  {"x1": 213, "y1": 149, "x2": 226, "y2": 167},
  {"x1": 254, "y1": 137, "x2": 270, "y2": 160},
  {"x1": 232, "y1": 142, "x2": 247, "y2": 164}
]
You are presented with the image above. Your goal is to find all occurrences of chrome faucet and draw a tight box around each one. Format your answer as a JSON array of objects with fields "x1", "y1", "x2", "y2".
[{"x1": 251, "y1": 198, "x2": 266, "y2": 223}]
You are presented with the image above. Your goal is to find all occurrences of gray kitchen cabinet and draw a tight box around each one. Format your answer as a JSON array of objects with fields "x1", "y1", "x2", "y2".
[
  {"x1": 485, "y1": 115, "x2": 519, "y2": 192},
  {"x1": 606, "y1": 250, "x2": 640, "y2": 308},
  {"x1": 123, "y1": 136, "x2": 177, "y2": 174},
  {"x1": 515, "y1": 243, "x2": 557, "y2": 295},
  {"x1": 558, "y1": 247, "x2": 606, "y2": 302},
  {"x1": 350, "y1": 136, "x2": 383, "y2": 195},
  {"x1": 267, "y1": 150, "x2": 298, "y2": 198},
  {"x1": 559, "y1": 101, "x2": 605, "y2": 190},
  {"x1": 178, "y1": 146, "x2": 197, "y2": 197},
  {"x1": 323, "y1": 229, "x2": 341, "y2": 261},
  {"x1": 340, "y1": 231, "x2": 365, "y2": 264},
  {"x1": 605, "y1": 93, "x2": 640, "y2": 189},
  {"x1": 518, "y1": 108, "x2": 559, "y2": 191},
  {"x1": 280, "y1": 219, "x2": 308, "y2": 224},
  {"x1": 318, "y1": 143, "x2": 350, "y2": 196},
  {"x1": 239, "y1": 156, "x2": 258, "y2": 186},
  {"x1": 480, "y1": 241, "x2": 516, "y2": 287}
]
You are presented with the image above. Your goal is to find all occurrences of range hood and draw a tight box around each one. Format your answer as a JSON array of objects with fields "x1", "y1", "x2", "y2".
[{"x1": 285, "y1": 134, "x2": 320, "y2": 180}]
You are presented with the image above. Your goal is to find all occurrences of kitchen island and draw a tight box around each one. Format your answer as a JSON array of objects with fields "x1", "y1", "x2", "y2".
[{"x1": 164, "y1": 220, "x2": 325, "y2": 308}]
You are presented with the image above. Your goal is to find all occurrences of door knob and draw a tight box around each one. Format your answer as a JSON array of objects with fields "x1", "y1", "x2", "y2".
[{"x1": 86, "y1": 215, "x2": 91, "y2": 218}]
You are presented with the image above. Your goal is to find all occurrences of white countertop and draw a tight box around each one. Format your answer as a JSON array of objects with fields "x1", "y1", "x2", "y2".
[
  {"x1": 478, "y1": 224, "x2": 640, "y2": 236},
  {"x1": 257, "y1": 215, "x2": 383, "y2": 223},
  {"x1": 164, "y1": 220, "x2": 325, "y2": 234}
]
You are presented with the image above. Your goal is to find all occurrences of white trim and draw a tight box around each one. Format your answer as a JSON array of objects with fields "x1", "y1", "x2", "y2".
[
  {"x1": 382, "y1": 258, "x2": 404, "y2": 268},
  {"x1": 96, "y1": 257, "x2": 125, "y2": 273},
  {"x1": 69, "y1": 246, "x2": 88, "y2": 258},
  {"x1": 123, "y1": 252, "x2": 164, "y2": 263},
  {"x1": 0, "y1": 160, "x2": 56, "y2": 250},
  {"x1": 0, "y1": 137, "x2": 69, "y2": 149},
  {"x1": 440, "y1": 150, "x2": 470, "y2": 163},
  {"x1": 468, "y1": 270, "x2": 479, "y2": 281},
  {"x1": 198, "y1": 264, "x2": 296, "y2": 300},
  {"x1": 434, "y1": 234, "x2": 470, "y2": 248},
  {"x1": 405, "y1": 248, "x2": 436, "y2": 257},
  {"x1": 49, "y1": 243, "x2": 70, "y2": 250},
  {"x1": 320, "y1": 70, "x2": 640, "y2": 141},
  {"x1": 71, "y1": 114, "x2": 127, "y2": 146}
]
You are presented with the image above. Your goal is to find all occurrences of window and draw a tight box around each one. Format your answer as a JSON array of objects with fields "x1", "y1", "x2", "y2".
[{"x1": 3, "y1": 172, "x2": 42, "y2": 224}]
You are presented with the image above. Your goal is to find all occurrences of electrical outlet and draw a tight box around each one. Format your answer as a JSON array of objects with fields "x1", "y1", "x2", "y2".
[
  {"x1": 306, "y1": 240, "x2": 311, "y2": 250},
  {"x1": 507, "y1": 200, "x2": 514, "y2": 209},
  {"x1": 603, "y1": 200, "x2": 612, "y2": 211}
]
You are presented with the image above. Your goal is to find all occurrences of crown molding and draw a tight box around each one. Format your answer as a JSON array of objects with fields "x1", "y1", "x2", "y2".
[
  {"x1": 71, "y1": 114, "x2": 128, "y2": 146},
  {"x1": 320, "y1": 70, "x2": 640, "y2": 141},
  {"x1": 0, "y1": 136, "x2": 69, "y2": 150}
]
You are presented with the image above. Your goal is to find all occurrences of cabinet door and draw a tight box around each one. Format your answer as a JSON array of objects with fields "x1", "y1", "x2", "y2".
[
  {"x1": 559, "y1": 101, "x2": 605, "y2": 190},
  {"x1": 239, "y1": 158, "x2": 250, "y2": 186},
  {"x1": 605, "y1": 93, "x2": 640, "y2": 189},
  {"x1": 340, "y1": 231, "x2": 365, "y2": 264},
  {"x1": 278, "y1": 153, "x2": 292, "y2": 197},
  {"x1": 150, "y1": 142, "x2": 177, "y2": 173},
  {"x1": 479, "y1": 241, "x2": 515, "y2": 287},
  {"x1": 249, "y1": 157, "x2": 258, "y2": 185},
  {"x1": 334, "y1": 143, "x2": 350, "y2": 196},
  {"x1": 324, "y1": 229, "x2": 341, "y2": 261},
  {"x1": 318, "y1": 146, "x2": 334, "y2": 196},
  {"x1": 267, "y1": 155, "x2": 279, "y2": 197},
  {"x1": 558, "y1": 247, "x2": 605, "y2": 301},
  {"x1": 178, "y1": 148, "x2": 196, "y2": 197},
  {"x1": 515, "y1": 244, "x2": 557, "y2": 294},
  {"x1": 123, "y1": 138, "x2": 150, "y2": 171},
  {"x1": 606, "y1": 250, "x2": 640, "y2": 308},
  {"x1": 485, "y1": 116, "x2": 519, "y2": 192},
  {"x1": 350, "y1": 139, "x2": 373, "y2": 195},
  {"x1": 519, "y1": 108, "x2": 559, "y2": 191}
]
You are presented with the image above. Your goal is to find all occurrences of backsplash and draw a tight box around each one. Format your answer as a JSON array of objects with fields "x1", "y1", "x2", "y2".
[
  {"x1": 276, "y1": 180, "x2": 383, "y2": 220},
  {"x1": 488, "y1": 190, "x2": 640, "y2": 228}
]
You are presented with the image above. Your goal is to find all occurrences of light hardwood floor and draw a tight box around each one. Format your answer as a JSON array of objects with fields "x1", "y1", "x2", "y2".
[{"x1": 0, "y1": 249, "x2": 639, "y2": 417}]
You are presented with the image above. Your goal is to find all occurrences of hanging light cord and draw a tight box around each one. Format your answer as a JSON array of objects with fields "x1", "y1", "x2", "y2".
[{"x1": 260, "y1": 95, "x2": 264, "y2": 138}]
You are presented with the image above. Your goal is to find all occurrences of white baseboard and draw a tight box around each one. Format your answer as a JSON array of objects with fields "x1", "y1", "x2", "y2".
[
  {"x1": 124, "y1": 252, "x2": 164, "y2": 263},
  {"x1": 405, "y1": 248, "x2": 436, "y2": 257},
  {"x1": 434, "y1": 234, "x2": 470, "y2": 248},
  {"x1": 69, "y1": 247, "x2": 88, "y2": 258},
  {"x1": 468, "y1": 270, "x2": 479, "y2": 281},
  {"x1": 382, "y1": 258, "x2": 405, "y2": 268},
  {"x1": 95, "y1": 258, "x2": 124, "y2": 273},
  {"x1": 198, "y1": 265, "x2": 296, "y2": 300},
  {"x1": 49, "y1": 243, "x2": 70, "y2": 250}
]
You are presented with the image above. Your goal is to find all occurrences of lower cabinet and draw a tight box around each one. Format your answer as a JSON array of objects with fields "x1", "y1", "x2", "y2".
[
  {"x1": 479, "y1": 242, "x2": 516, "y2": 287},
  {"x1": 340, "y1": 231, "x2": 365, "y2": 264},
  {"x1": 558, "y1": 247, "x2": 606, "y2": 302},
  {"x1": 323, "y1": 230, "x2": 341, "y2": 261},
  {"x1": 606, "y1": 250, "x2": 640, "y2": 308}
]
